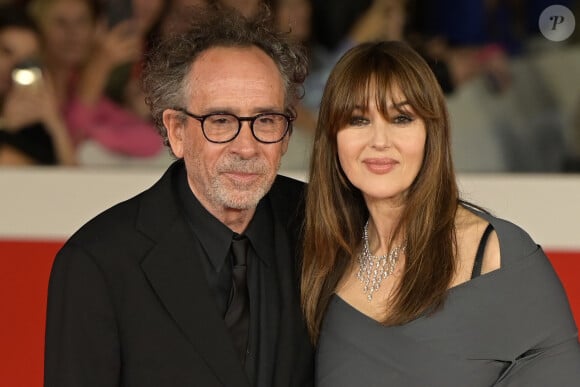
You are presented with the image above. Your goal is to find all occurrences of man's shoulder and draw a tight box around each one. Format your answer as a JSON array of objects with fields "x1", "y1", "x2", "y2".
[
  {"x1": 267, "y1": 175, "x2": 307, "y2": 240},
  {"x1": 269, "y1": 174, "x2": 306, "y2": 208},
  {"x1": 271, "y1": 174, "x2": 306, "y2": 196},
  {"x1": 65, "y1": 162, "x2": 180, "y2": 251},
  {"x1": 64, "y1": 191, "x2": 147, "y2": 249}
]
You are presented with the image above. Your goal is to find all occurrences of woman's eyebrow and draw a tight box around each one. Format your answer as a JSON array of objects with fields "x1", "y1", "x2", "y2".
[{"x1": 390, "y1": 101, "x2": 410, "y2": 109}]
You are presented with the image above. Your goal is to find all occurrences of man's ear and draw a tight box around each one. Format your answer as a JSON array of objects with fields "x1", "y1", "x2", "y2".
[
  {"x1": 163, "y1": 109, "x2": 185, "y2": 158},
  {"x1": 280, "y1": 130, "x2": 290, "y2": 156}
]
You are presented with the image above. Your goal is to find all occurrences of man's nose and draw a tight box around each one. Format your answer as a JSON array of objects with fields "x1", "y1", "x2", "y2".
[{"x1": 229, "y1": 121, "x2": 260, "y2": 156}]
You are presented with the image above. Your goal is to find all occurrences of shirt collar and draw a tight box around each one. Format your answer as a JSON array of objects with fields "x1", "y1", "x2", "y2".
[
  {"x1": 177, "y1": 168, "x2": 232, "y2": 272},
  {"x1": 176, "y1": 166, "x2": 275, "y2": 270},
  {"x1": 244, "y1": 196, "x2": 275, "y2": 267}
]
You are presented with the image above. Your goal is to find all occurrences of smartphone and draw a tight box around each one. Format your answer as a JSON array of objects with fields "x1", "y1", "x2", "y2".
[
  {"x1": 11, "y1": 59, "x2": 43, "y2": 87},
  {"x1": 107, "y1": 0, "x2": 133, "y2": 28}
]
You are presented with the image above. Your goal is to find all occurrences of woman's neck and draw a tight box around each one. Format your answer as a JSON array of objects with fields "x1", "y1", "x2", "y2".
[{"x1": 366, "y1": 204, "x2": 405, "y2": 254}]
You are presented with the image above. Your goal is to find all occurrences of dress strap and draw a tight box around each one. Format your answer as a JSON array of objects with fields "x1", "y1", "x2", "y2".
[{"x1": 471, "y1": 224, "x2": 494, "y2": 279}]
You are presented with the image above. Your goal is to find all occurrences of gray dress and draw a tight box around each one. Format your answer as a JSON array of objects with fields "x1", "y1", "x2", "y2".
[{"x1": 316, "y1": 210, "x2": 580, "y2": 386}]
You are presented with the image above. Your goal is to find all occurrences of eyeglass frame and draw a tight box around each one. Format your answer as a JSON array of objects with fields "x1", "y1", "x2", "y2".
[{"x1": 172, "y1": 107, "x2": 295, "y2": 144}]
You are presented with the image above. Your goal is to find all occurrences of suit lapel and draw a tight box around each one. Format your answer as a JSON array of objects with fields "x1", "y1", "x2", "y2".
[
  {"x1": 269, "y1": 219, "x2": 300, "y2": 386},
  {"x1": 254, "y1": 232, "x2": 280, "y2": 386},
  {"x1": 137, "y1": 161, "x2": 250, "y2": 387}
]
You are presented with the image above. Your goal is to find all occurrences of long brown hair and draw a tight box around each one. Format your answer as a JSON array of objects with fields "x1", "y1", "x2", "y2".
[{"x1": 301, "y1": 41, "x2": 459, "y2": 342}]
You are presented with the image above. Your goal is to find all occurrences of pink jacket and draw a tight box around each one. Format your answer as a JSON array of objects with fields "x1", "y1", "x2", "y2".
[{"x1": 65, "y1": 96, "x2": 163, "y2": 157}]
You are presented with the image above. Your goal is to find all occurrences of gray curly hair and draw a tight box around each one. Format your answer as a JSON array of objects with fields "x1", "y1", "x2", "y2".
[{"x1": 142, "y1": 4, "x2": 309, "y2": 147}]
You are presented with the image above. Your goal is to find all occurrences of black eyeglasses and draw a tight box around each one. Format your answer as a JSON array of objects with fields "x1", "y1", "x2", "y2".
[{"x1": 174, "y1": 108, "x2": 294, "y2": 144}]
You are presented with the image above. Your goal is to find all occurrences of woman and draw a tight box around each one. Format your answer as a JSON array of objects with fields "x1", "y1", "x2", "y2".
[{"x1": 301, "y1": 41, "x2": 580, "y2": 386}]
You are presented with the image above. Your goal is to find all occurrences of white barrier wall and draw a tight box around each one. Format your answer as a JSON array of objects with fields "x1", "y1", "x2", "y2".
[{"x1": 0, "y1": 167, "x2": 579, "y2": 250}]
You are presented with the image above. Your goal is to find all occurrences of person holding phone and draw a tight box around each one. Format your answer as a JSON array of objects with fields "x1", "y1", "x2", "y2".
[
  {"x1": 80, "y1": 0, "x2": 167, "y2": 119},
  {"x1": 0, "y1": 4, "x2": 76, "y2": 166},
  {"x1": 28, "y1": 0, "x2": 165, "y2": 162}
]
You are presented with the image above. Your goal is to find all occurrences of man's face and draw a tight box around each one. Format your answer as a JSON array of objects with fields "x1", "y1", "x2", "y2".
[
  {"x1": 164, "y1": 46, "x2": 289, "y2": 219},
  {"x1": 39, "y1": 0, "x2": 95, "y2": 67}
]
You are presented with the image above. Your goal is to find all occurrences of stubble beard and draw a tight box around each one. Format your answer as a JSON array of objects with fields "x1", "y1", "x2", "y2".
[{"x1": 207, "y1": 155, "x2": 280, "y2": 210}]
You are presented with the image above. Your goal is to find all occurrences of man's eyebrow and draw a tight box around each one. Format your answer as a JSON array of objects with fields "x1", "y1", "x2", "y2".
[{"x1": 200, "y1": 106, "x2": 286, "y2": 115}]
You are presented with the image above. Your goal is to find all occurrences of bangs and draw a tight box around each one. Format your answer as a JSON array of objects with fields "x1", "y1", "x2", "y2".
[
  {"x1": 328, "y1": 56, "x2": 399, "y2": 130},
  {"x1": 323, "y1": 42, "x2": 440, "y2": 136}
]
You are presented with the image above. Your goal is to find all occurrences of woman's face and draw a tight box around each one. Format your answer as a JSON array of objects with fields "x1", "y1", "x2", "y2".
[
  {"x1": 0, "y1": 27, "x2": 40, "y2": 95},
  {"x1": 38, "y1": 0, "x2": 95, "y2": 67},
  {"x1": 336, "y1": 84, "x2": 426, "y2": 207}
]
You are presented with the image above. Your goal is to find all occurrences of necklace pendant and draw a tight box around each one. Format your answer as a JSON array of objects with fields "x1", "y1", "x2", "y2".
[{"x1": 357, "y1": 220, "x2": 405, "y2": 302}]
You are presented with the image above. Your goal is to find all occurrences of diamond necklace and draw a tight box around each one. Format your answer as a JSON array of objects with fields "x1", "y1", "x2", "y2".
[{"x1": 357, "y1": 220, "x2": 405, "y2": 301}]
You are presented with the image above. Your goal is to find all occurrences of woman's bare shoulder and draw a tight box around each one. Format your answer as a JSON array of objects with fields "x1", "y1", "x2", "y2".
[{"x1": 454, "y1": 207, "x2": 501, "y2": 281}]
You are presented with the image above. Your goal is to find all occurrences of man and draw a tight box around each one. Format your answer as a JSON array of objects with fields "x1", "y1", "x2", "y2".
[{"x1": 44, "y1": 5, "x2": 313, "y2": 387}]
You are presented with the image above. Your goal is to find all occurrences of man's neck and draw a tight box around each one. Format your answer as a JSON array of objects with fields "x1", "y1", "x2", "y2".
[{"x1": 213, "y1": 207, "x2": 256, "y2": 234}]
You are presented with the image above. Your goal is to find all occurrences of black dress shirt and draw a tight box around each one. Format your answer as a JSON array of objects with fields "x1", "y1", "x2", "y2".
[{"x1": 176, "y1": 168, "x2": 276, "y2": 385}]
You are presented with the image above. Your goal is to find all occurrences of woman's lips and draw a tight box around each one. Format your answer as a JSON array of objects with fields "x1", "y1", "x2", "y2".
[{"x1": 363, "y1": 158, "x2": 398, "y2": 174}]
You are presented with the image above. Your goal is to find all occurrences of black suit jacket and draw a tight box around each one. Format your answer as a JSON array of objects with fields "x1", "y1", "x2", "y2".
[{"x1": 44, "y1": 160, "x2": 314, "y2": 387}]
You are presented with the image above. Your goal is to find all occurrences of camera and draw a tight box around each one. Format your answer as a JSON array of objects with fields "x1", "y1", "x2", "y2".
[{"x1": 11, "y1": 59, "x2": 43, "y2": 87}]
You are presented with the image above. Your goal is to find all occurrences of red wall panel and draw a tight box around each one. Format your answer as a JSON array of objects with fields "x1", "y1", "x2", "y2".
[
  {"x1": 1, "y1": 241, "x2": 579, "y2": 387},
  {"x1": 0, "y1": 241, "x2": 62, "y2": 387},
  {"x1": 546, "y1": 251, "x2": 580, "y2": 326}
]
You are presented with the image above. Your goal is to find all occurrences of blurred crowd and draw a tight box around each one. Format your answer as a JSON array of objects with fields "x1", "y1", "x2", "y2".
[{"x1": 0, "y1": 0, "x2": 579, "y2": 171}]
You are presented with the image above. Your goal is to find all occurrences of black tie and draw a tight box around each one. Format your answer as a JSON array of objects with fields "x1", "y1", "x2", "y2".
[{"x1": 224, "y1": 234, "x2": 250, "y2": 363}]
